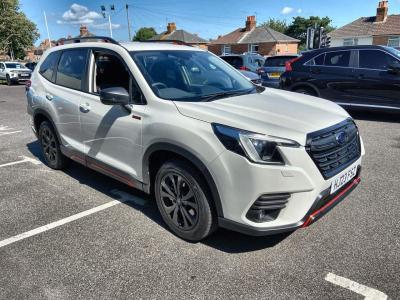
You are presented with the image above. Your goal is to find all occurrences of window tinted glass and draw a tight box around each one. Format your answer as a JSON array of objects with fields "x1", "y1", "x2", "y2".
[
  {"x1": 359, "y1": 50, "x2": 399, "y2": 69},
  {"x1": 220, "y1": 56, "x2": 244, "y2": 69},
  {"x1": 56, "y1": 49, "x2": 88, "y2": 90},
  {"x1": 264, "y1": 56, "x2": 297, "y2": 67},
  {"x1": 5, "y1": 63, "x2": 24, "y2": 68},
  {"x1": 39, "y1": 51, "x2": 60, "y2": 82},
  {"x1": 305, "y1": 54, "x2": 324, "y2": 66},
  {"x1": 324, "y1": 51, "x2": 350, "y2": 67},
  {"x1": 94, "y1": 52, "x2": 129, "y2": 93}
]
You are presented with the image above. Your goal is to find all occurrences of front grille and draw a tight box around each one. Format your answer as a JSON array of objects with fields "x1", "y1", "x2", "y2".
[
  {"x1": 246, "y1": 193, "x2": 290, "y2": 222},
  {"x1": 306, "y1": 119, "x2": 361, "y2": 179}
]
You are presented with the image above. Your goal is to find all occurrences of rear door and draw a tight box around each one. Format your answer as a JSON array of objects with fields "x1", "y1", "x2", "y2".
[
  {"x1": 46, "y1": 48, "x2": 89, "y2": 156},
  {"x1": 352, "y1": 49, "x2": 400, "y2": 109},
  {"x1": 309, "y1": 50, "x2": 358, "y2": 102}
]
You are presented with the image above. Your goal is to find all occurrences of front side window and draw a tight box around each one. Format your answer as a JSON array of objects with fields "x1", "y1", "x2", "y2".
[
  {"x1": 39, "y1": 51, "x2": 60, "y2": 82},
  {"x1": 324, "y1": 51, "x2": 350, "y2": 67},
  {"x1": 359, "y1": 50, "x2": 399, "y2": 70},
  {"x1": 56, "y1": 49, "x2": 88, "y2": 90},
  {"x1": 131, "y1": 50, "x2": 255, "y2": 102}
]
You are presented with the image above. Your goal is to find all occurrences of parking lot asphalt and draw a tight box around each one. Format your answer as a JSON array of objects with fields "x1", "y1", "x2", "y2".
[{"x1": 0, "y1": 84, "x2": 399, "y2": 299}]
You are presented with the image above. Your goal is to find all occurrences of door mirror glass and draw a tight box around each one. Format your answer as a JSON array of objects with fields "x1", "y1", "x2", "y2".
[{"x1": 100, "y1": 87, "x2": 130, "y2": 105}]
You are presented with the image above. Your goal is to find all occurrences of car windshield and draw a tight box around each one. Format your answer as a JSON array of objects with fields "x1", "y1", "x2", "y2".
[
  {"x1": 264, "y1": 56, "x2": 297, "y2": 67},
  {"x1": 384, "y1": 47, "x2": 400, "y2": 58},
  {"x1": 131, "y1": 50, "x2": 255, "y2": 101},
  {"x1": 5, "y1": 63, "x2": 24, "y2": 69}
]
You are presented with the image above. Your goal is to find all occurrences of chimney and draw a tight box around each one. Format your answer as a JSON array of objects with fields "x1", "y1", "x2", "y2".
[
  {"x1": 80, "y1": 25, "x2": 88, "y2": 36},
  {"x1": 376, "y1": 0, "x2": 388, "y2": 22},
  {"x1": 167, "y1": 22, "x2": 176, "y2": 34},
  {"x1": 245, "y1": 16, "x2": 256, "y2": 31}
]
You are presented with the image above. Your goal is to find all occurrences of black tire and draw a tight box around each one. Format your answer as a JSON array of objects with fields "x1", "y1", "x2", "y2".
[
  {"x1": 293, "y1": 87, "x2": 317, "y2": 96},
  {"x1": 154, "y1": 160, "x2": 217, "y2": 241},
  {"x1": 6, "y1": 75, "x2": 12, "y2": 86},
  {"x1": 38, "y1": 121, "x2": 68, "y2": 170}
]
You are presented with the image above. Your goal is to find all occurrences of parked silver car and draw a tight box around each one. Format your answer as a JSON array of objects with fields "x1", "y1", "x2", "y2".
[{"x1": 0, "y1": 61, "x2": 32, "y2": 85}]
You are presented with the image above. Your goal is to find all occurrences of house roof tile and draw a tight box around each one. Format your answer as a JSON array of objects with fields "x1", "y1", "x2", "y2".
[{"x1": 150, "y1": 30, "x2": 208, "y2": 44}]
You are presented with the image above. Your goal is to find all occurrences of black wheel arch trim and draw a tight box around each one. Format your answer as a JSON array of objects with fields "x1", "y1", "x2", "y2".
[
  {"x1": 290, "y1": 82, "x2": 320, "y2": 97},
  {"x1": 32, "y1": 108, "x2": 62, "y2": 143},
  {"x1": 142, "y1": 142, "x2": 224, "y2": 218}
]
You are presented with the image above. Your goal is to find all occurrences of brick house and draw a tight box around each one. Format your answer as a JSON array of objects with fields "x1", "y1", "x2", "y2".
[
  {"x1": 150, "y1": 23, "x2": 208, "y2": 49},
  {"x1": 329, "y1": 0, "x2": 400, "y2": 47},
  {"x1": 208, "y1": 16, "x2": 299, "y2": 56}
]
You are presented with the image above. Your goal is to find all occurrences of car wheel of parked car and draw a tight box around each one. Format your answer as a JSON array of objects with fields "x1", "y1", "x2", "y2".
[
  {"x1": 38, "y1": 121, "x2": 68, "y2": 170},
  {"x1": 6, "y1": 75, "x2": 12, "y2": 86},
  {"x1": 293, "y1": 87, "x2": 316, "y2": 96},
  {"x1": 154, "y1": 160, "x2": 217, "y2": 241}
]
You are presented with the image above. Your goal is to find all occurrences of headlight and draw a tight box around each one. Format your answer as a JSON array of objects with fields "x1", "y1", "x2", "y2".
[
  {"x1": 10, "y1": 72, "x2": 17, "y2": 77},
  {"x1": 212, "y1": 123, "x2": 300, "y2": 165}
]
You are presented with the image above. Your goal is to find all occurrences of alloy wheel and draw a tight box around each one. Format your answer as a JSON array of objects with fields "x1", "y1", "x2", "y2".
[{"x1": 159, "y1": 172, "x2": 199, "y2": 230}]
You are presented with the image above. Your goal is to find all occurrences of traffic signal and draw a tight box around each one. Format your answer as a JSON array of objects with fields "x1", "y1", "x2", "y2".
[{"x1": 325, "y1": 36, "x2": 331, "y2": 48}]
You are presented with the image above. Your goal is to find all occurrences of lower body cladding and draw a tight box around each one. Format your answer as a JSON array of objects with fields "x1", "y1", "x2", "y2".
[{"x1": 209, "y1": 147, "x2": 363, "y2": 236}]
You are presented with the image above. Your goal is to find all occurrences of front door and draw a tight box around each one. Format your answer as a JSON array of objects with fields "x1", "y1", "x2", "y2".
[
  {"x1": 79, "y1": 49, "x2": 145, "y2": 183},
  {"x1": 351, "y1": 49, "x2": 400, "y2": 109}
]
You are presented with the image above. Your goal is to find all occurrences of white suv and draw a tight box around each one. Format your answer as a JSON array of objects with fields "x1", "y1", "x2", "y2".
[
  {"x1": 26, "y1": 37, "x2": 364, "y2": 241},
  {"x1": 0, "y1": 61, "x2": 32, "y2": 85}
]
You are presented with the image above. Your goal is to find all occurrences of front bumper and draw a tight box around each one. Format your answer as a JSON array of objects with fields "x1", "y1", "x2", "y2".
[{"x1": 218, "y1": 173, "x2": 361, "y2": 236}]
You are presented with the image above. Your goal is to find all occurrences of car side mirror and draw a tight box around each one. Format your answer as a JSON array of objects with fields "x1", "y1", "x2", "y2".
[
  {"x1": 388, "y1": 64, "x2": 400, "y2": 75},
  {"x1": 100, "y1": 87, "x2": 130, "y2": 106}
]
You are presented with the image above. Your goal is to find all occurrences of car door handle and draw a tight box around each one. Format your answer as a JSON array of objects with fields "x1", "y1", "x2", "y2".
[
  {"x1": 45, "y1": 93, "x2": 53, "y2": 101},
  {"x1": 79, "y1": 103, "x2": 91, "y2": 113}
]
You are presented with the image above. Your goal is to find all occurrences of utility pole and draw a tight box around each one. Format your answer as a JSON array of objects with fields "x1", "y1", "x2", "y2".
[
  {"x1": 126, "y1": 4, "x2": 131, "y2": 41},
  {"x1": 43, "y1": 11, "x2": 52, "y2": 48}
]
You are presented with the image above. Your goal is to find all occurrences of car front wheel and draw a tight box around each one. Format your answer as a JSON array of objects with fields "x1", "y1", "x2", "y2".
[{"x1": 154, "y1": 160, "x2": 217, "y2": 241}]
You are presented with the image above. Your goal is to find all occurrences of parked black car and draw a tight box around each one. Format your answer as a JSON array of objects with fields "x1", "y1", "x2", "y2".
[{"x1": 280, "y1": 45, "x2": 400, "y2": 112}]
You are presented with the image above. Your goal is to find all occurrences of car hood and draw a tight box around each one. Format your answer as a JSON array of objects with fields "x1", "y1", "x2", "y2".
[{"x1": 173, "y1": 88, "x2": 350, "y2": 146}]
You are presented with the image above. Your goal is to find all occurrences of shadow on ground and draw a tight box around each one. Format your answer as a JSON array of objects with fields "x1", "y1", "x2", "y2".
[{"x1": 27, "y1": 140, "x2": 290, "y2": 253}]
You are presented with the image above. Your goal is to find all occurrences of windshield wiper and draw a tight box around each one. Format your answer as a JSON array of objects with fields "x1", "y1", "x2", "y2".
[{"x1": 200, "y1": 88, "x2": 256, "y2": 102}]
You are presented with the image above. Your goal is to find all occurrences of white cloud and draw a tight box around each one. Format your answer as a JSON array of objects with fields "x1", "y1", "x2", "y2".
[
  {"x1": 281, "y1": 7, "x2": 294, "y2": 15},
  {"x1": 91, "y1": 23, "x2": 121, "y2": 30},
  {"x1": 57, "y1": 3, "x2": 102, "y2": 25},
  {"x1": 297, "y1": 8, "x2": 302, "y2": 14}
]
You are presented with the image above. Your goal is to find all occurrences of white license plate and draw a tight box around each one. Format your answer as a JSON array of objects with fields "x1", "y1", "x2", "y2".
[
  {"x1": 20, "y1": 74, "x2": 29, "y2": 77},
  {"x1": 330, "y1": 164, "x2": 358, "y2": 194}
]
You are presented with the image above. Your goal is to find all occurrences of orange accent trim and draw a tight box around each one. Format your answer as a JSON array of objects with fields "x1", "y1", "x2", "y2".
[
  {"x1": 302, "y1": 177, "x2": 361, "y2": 227},
  {"x1": 88, "y1": 161, "x2": 135, "y2": 187}
]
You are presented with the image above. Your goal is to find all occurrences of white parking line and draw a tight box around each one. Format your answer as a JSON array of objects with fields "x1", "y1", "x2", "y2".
[
  {"x1": 0, "y1": 156, "x2": 41, "y2": 169},
  {"x1": 325, "y1": 273, "x2": 388, "y2": 300},
  {"x1": 0, "y1": 130, "x2": 22, "y2": 136},
  {"x1": 0, "y1": 200, "x2": 122, "y2": 249}
]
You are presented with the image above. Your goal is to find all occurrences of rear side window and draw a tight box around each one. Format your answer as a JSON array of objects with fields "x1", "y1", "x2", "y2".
[
  {"x1": 359, "y1": 50, "x2": 399, "y2": 70},
  {"x1": 221, "y1": 56, "x2": 244, "y2": 69},
  {"x1": 39, "y1": 51, "x2": 60, "y2": 82},
  {"x1": 265, "y1": 56, "x2": 297, "y2": 67},
  {"x1": 306, "y1": 54, "x2": 325, "y2": 66},
  {"x1": 324, "y1": 51, "x2": 350, "y2": 67},
  {"x1": 56, "y1": 49, "x2": 88, "y2": 90}
]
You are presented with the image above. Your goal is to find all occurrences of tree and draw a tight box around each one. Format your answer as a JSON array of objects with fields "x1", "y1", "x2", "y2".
[
  {"x1": 0, "y1": 0, "x2": 39, "y2": 60},
  {"x1": 133, "y1": 27, "x2": 157, "y2": 42},
  {"x1": 285, "y1": 16, "x2": 335, "y2": 48},
  {"x1": 260, "y1": 18, "x2": 288, "y2": 34}
]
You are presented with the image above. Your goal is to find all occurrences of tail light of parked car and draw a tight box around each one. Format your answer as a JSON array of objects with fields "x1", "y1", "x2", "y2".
[
  {"x1": 257, "y1": 68, "x2": 265, "y2": 74},
  {"x1": 285, "y1": 56, "x2": 302, "y2": 72},
  {"x1": 239, "y1": 66, "x2": 250, "y2": 71}
]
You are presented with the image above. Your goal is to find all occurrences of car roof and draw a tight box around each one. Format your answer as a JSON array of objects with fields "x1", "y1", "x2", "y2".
[
  {"x1": 305, "y1": 45, "x2": 388, "y2": 55},
  {"x1": 46, "y1": 41, "x2": 203, "y2": 53}
]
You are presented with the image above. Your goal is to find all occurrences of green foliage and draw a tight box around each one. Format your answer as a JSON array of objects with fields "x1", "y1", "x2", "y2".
[
  {"x1": 0, "y1": 0, "x2": 39, "y2": 59},
  {"x1": 286, "y1": 16, "x2": 335, "y2": 47},
  {"x1": 133, "y1": 27, "x2": 157, "y2": 42},
  {"x1": 260, "y1": 19, "x2": 288, "y2": 33}
]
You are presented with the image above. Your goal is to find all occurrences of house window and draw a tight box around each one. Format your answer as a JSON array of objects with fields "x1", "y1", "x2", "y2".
[
  {"x1": 222, "y1": 45, "x2": 231, "y2": 55},
  {"x1": 388, "y1": 37, "x2": 400, "y2": 48},
  {"x1": 248, "y1": 44, "x2": 259, "y2": 53},
  {"x1": 343, "y1": 38, "x2": 358, "y2": 46}
]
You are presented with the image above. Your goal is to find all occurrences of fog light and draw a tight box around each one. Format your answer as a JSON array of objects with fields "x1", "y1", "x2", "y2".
[{"x1": 246, "y1": 193, "x2": 290, "y2": 223}]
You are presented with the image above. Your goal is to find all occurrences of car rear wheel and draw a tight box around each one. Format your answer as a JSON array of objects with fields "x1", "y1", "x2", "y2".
[
  {"x1": 38, "y1": 121, "x2": 68, "y2": 170},
  {"x1": 154, "y1": 160, "x2": 217, "y2": 241}
]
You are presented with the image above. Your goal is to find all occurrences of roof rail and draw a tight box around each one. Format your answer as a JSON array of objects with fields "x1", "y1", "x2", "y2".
[
  {"x1": 55, "y1": 36, "x2": 120, "y2": 46},
  {"x1": 141, "y1": 40, "x2": 192, "y2": 47}
]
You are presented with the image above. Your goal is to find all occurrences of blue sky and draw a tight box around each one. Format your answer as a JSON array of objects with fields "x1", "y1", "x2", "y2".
[{"x1": 20, "y1": 0, "x2": 400, "y2": 45}]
